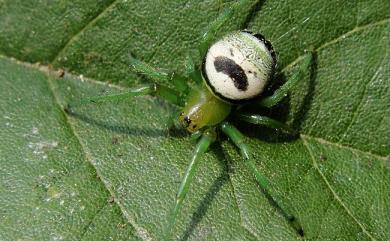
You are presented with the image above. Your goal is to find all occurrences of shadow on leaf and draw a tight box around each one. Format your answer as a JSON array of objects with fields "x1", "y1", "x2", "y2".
[{"x1": 64, "y1": 106, "x2": 187, "y2": 138}]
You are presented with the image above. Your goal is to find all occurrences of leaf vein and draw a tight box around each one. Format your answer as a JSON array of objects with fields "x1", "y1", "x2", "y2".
[
  {"x1": 301, "y1": 134, "x2": 388, "y2": 162},
  {"x1": 146, "y1": 28, "x2": 179, "y2": 63},
  {"x1": 339, "y1": 56, "x2": 386, "y2": 143},
  {"x1": 50, "y1": 0, "x2": 120, "y2": 63},
  {"x1": 43, "y1": 71, "x2": 151, "y2": 241},
  {"x1": 145, "y1": 0, "x2": 191, "y2": 63},
  {"x1": 281, "y1": 18, "x2": 390, "y2": 73},
  {"x1": 301, "y1": 136, "x2": 377, "y2": 241},
  {"x1": 78, "y1": 202, "x2": 108, "y2": 241}
]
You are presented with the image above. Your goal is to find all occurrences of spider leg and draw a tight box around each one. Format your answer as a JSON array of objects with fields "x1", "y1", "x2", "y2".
[
  {"x1": 258, "y1": 50, "x2": 314, "y2": 108},
  {"x1": 190, "y1": 130, "x2": 203, "y2": 142},
  {"x1": 164, "y1": 128, "x2": 216, "y2": 240},
  {"x1": 66, "y1": 83, "x2": 181, "y2": 109},
  {"x1": 198, "y1": 0, "x2": 260, "y2": 58},
  {"x1": 130, "y1": 56, "x2": 190, "y2": 93},
  {"x1": 234, "y1": 112, "x2": 295, "y2": 134},
  {"x1": 220, "y1": 121, "x2": 303, "y2": 234},
  {"x1": 185, "y1": 54, "x2": 203, "y2": 84},
  {"x1": 220, "y1": 121, "x2": 269, "y2": 188}
]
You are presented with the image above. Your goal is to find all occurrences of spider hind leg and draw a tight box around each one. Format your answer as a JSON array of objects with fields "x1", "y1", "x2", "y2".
[
  {"x1": 258, "y1": 51, "x2": 315, "y2": 108},
  {"x1": 220, "y1": 121, "x2": 304, "y2": 236},
  {"x1": 234, "y1": 112, "x2": 296, "y2": 134}
]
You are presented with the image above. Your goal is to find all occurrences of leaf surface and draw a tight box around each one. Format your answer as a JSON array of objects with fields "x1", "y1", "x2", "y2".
[{"x1": 0, "y1": 0, "x2": 389, "y2": 240}]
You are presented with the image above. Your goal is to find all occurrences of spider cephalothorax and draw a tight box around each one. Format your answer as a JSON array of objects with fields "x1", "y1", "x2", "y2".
[{"x1": 68, "y1": 0, "x2": 314, "y2": 239}]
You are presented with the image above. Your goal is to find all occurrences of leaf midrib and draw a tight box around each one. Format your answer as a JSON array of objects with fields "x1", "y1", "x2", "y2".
[{"x1": 42, "y1": 66, "x2": 151, "y2": 240}]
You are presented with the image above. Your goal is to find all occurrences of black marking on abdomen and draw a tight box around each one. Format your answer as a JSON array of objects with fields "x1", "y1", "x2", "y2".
[{"x1": 214, "y1": 56, "x2": 248, "y2": 91}]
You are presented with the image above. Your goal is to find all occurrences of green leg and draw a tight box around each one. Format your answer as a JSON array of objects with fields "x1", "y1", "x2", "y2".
[
  {"x1": 130, "y1": 56, "x2": 189, "y2": 93},
  {"x1": 67, "y1": 83, "x2": 181, "y2": 108},
  {"x1": 184, "y1": 54, "x2": 203, "y2": 84},
  {"x1": 198, "y1": 0, "x2": 260, "y2": 58},
  {"x1": 220, "y1": 121, "x2": 302, "y2": 234},
  {"x1": 220, "y1": 122, "x2": 270, "y2": 189},
  {"x1": 258, "y1": 51, "x2": 314, "y2": 108},
  {"x1": 130, "y1": 56, "x2": 168, "y2": 84},
  {"x1": 163, "y1": 129, "x2": 216, "y2": 241},
  {"x1": 190, "y1": 130, "x2": 203, "y2": 142},
  {"x1": 234, "y1": 112, "x2": 295, "y2": 134}
]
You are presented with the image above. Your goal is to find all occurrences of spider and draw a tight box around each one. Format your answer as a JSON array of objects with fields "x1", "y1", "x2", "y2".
[{"x1": 67, "y1": 0, "x2": 314, "y2": 239}]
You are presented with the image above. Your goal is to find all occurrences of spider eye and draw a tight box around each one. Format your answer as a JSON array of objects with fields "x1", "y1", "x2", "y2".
[{"x1": 202, "y1": 31, "x2": 276, "y2": 104}]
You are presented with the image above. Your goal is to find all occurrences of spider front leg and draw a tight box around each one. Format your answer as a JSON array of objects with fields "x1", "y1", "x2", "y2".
[
  {"x1": 130, "y1": 56, "x2": 189, "y2": 94},
  {"x1": 258, "y1": 50, "x2": 314, "y2": 108},
  {"x1": 198, "y1": 0, "x2": 260, "y2": 58},
  {"x1": 220, "y1": 121, "x2": 303, "y2": 234},
  {"x1": 164, "y1": 128, "x2": 216, "y2": 240},
  {"x1": 66, "y1": 83, "x2": 181, "y2": 109},
  {"x1": 183, "y1": 53, "x2": 203, "y2": 84},
  {"x1": 66, "y1": 58, "x2": 188, "y2": 109}
]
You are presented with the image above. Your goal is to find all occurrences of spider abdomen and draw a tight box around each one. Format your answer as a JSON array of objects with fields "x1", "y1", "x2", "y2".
[{"x1": 202, "y1": 31, "x2": 276, "y2": 104}]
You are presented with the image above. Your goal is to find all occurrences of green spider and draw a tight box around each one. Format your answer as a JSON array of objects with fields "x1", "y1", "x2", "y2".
[{"x1": 67, "y1": 0, "x2": 314, "y2": 239}]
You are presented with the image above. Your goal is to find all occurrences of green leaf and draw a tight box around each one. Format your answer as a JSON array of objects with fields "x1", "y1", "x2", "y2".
[
  {"x1": 0, "y1": 59, "x2": 141, "y2": 241},
  {"x1": 0, "y1": 0, "x2": 389, "y2": 240}
]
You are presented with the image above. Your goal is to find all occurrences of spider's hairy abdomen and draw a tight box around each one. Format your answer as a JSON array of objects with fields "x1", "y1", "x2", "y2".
[{"x1": 202, "y1": 31, "x2": 276, "y2": 104}]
